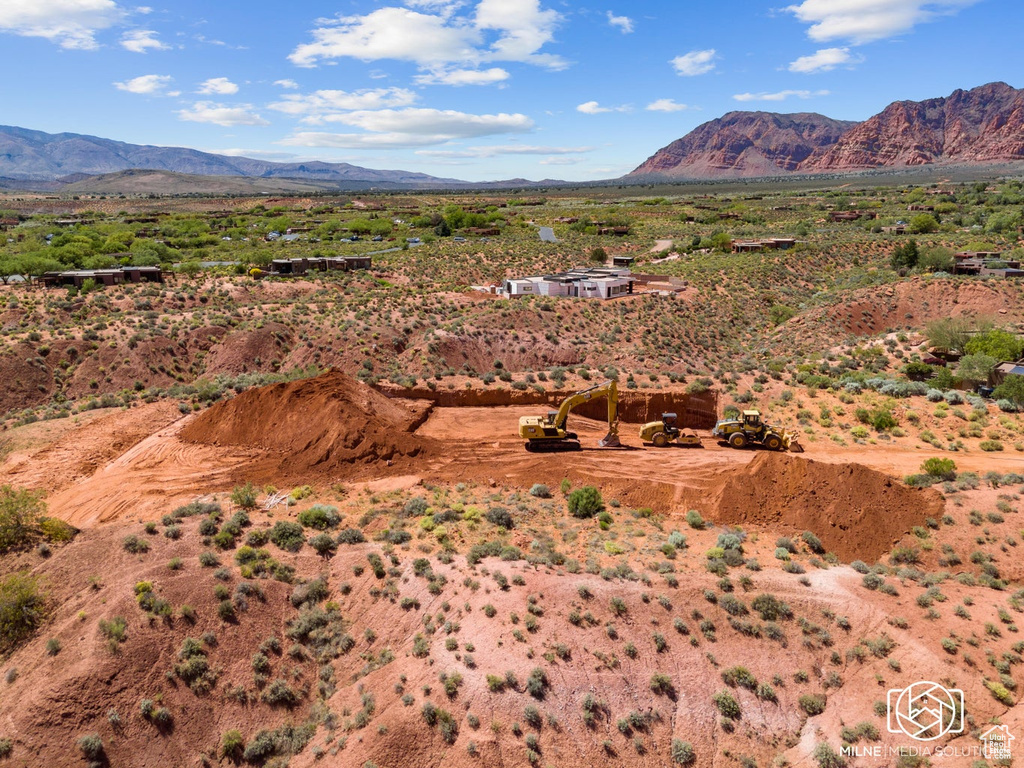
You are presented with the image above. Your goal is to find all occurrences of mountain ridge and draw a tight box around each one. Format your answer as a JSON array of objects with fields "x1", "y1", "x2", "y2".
[{"x1": 628, "y1": 82, "x2": 1024, "y2": 180}]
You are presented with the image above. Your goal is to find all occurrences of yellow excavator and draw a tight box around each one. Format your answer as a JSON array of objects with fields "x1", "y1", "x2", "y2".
[{"x1": 519, "y1": 380, "x2": 621, "y2": 451}]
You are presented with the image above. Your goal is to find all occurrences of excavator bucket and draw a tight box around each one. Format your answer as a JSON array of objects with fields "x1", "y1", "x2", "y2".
[{"x1": 598, "y1": 432, "x2": 621, "y2": 448}]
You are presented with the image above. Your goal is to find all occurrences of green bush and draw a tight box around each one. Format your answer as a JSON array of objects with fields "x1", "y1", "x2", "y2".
[
  {"x1": 712, "y1": 690, "x2": 741, "y2": 718},
  {"x1": 922, "y1": 457, "x2": 957, "y2": 480},
  {"x1": 220, "y1": 729, "x2": 245, "y2": 760},
  {"x1": 297, "y1": 505, "x2": 341, "y2": 530},
  {"x1": 0, "y1": 572, "x2": 46, "y2": 654},
  {"x1": 0, "y1": 486, "x2": 45, "y2": 553},
  {"x1": 567, "y1": 486, "x2": 604, "y2": 519},
  {"x1": 230, "y1": 483, "x2": 258, "y2": 510},
  {"x1": 269, "y1": 521, "x2": 305, "y2": 552},
  {"x1": 671, "y1": 739, "x2": 695, "y2": 765},
  {"x1": 799, "y1": 693, "x2": 827, "y2": 715}
]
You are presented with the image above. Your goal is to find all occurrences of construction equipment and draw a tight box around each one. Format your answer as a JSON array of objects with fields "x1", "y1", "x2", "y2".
[
  {"x1": 519, "y1": 380, "x2": 620, "y2": 451},
  {"x1": 639, "y1": 413, "x2": 702, "y2": 447},
  {"x1": 711, "y1": 409, "x2": 803, "y2": 452}
]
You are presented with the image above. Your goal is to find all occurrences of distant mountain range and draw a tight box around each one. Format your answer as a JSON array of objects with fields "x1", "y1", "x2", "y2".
[
  {"x1": 0, "y1": 124, "x2": 474, "y2": 190},
  {"x1": 628, "y1": 82, "x2": 1024, "y2": 179}
]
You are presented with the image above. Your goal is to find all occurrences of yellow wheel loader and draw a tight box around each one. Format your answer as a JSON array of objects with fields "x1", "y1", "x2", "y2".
[
  {"x1": 639, "y1": 413, "x2": 702, "y2": 447},
  {"x1": 711, "y1": 409, "x2": 802, "y2": 452},
  {"x1": 519, "y1": 380, "x2": 621, "y2": 451}
]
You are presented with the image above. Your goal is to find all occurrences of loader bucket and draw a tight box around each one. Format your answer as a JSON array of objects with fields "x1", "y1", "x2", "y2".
[
  {"x1": 784, "y1": 433, "x2": 803, "y2": 453},
  {"x1": 598, "y1": 432, "x2": 621, "y2": 448}
]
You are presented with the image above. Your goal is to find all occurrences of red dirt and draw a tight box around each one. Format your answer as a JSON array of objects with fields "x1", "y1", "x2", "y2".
[
  {"x1": 179, "y1": 369, "x2": 436, "y2": 483},
  {"x1": 708, "y1": 452, "x2": 946, "y2": 562}
]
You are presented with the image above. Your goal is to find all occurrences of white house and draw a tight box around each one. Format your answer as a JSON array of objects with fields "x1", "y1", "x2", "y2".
[{"x1": 502, "y1": 267, "x2": 634, "y2": 300}]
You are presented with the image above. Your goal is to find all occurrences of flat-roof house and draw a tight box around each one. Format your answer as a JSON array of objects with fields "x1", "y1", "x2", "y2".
[
  {"x1": 503, "y1": 267, "x2": 634, "y2": 300},
  {"x1": 993, "y1": 359, "x2": 1024, "y2": 385}
]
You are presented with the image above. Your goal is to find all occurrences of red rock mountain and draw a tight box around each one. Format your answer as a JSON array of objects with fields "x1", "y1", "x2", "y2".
[
  {"x1": 628, "y1": 111, "x2": 855, "y2": 178},
  {"x1": 808, "y1": 82, "x2": 1024, "y2": 169},
  {"x1": 628, "y1": 82, "x2": 1024, "y2": 179}
]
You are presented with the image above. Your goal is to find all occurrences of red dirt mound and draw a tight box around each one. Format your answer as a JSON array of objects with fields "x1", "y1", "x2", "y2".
[
  {"x1": 180, "y1": 369, "x2": 435, "y2": 481},
  {"x1": 708, "y1": 452, "x2": 945, "y2": 562}
]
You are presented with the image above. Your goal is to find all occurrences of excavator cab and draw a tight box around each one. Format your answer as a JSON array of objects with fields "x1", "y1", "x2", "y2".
[{"x1": 742, "y1": 410, "x2": 762, "y2": 429}]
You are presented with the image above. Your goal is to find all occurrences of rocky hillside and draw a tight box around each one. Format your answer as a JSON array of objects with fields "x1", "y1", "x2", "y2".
[
  {"x1": 628, "y1": 112, "x2": 854, "y2": 178},
  {"x1": 628, "y1": 82, "x2": 1024, "y2": 179},
  {"x1": 809, "y1": 81, "x2": 1024, "y2": 169}
]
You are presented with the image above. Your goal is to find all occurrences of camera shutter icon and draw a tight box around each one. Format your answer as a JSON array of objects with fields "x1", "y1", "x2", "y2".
[{"x1": 888, "y1": 681, "x2": 964, "y2": 741}]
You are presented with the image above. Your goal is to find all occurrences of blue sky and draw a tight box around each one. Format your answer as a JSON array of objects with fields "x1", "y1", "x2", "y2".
[{"x1": 0, "y1": 0, "x2": 1018, "y2": 181}]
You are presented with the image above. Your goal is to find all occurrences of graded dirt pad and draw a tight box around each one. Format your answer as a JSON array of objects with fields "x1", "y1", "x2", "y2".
[
  {"x1": 708, "y1": 452, "x2": 945, "y2": 562},
  {"x1": 179, "y1": 369, "x2": 436, "y2": 483}
]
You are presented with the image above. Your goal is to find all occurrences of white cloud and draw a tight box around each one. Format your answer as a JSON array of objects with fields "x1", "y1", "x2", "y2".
[
  {"x1": 788, "y1": 47, "x2": 862, "y2": 73},
  {"x1": 289, "y1": 0, "x2": 564, "y2": 74},
  {"x1": 198, "y1": 77, "x2": 239, "y2": 95},
  {"x1": 785, "y1": 0, "x2": 979, "y2": 45},
  {"x1": 274, "y1": 79, "x2": 300, "y2": 89},
  {"x1": 120, "y1": 28, "x2": 167, "y2": 52},
  {"x1": 645, "y1": 98, "x2": 691, "y2": 112},
  {"x1": 732, "y1": 89, "x2": 830, "y2": 102},
  {"x1": 268, "y1": 88, "x2": 418, "y2": 121},
  {"x1": 178, "y1": 101, "x2": 269, "y2": 126},
  {"x1": 475, "y1": 0, "x2": 564, "y2": 68},
  {"x1": 576, "y1": 101, "x2": 630, "y2": 114},
  {"x1": 113, "y1": 73, "x2": 172, "y2": 94},
  {"x1": 671, "y1": 48, "x2": 716, "y2": 76},
  {"x1": 415, "y1": 67, "x2": 510, "y2": 86},
  {"x1": 417, "y1": 144, "x2": 593, "y2": 158},
  {"x1": 606, "y1": 11, "x2": 633, "y2": 33},
  {"x1": 540, "y1": 156, "x2": 582, "y2": 165},
  {"x1": 0, "y1": 0, "x2": 127, "y2": 49},
  {"x1": 280, "y1": 107, "x2": 533, "y2": 148}
]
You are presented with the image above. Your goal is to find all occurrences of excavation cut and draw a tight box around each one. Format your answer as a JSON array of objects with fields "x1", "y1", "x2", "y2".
[
  {"x1": 708, "y1": 452, "x2": 945, "y2": 562},
  {"x1": 181, "y1": 370, "x2": 435, "y2": 481}
]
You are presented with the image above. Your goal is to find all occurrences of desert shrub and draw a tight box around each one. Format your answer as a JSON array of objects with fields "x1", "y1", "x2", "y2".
[
  {"x1": 261, "y1": 678, "x2": 300, "y2": 707},
  {"x1": 650, "y1": 673, "x2": 674, "y2": 695},
  {"x1": 802, "y1": 531, "x2": 825, "y2": 554},
  {"x1": 526, "y1": 667, "x2": 548, "y2": 699},
  {"x1": 568, "y1": 486, "x2": 604, "y2": 519},
  {"x1": 269, "y1": 521, "x2": 305, "y2": 552},
  {"x1": 0, "y1": 572, "x2": 46, "y2": 654},
  {"x1": 0, "y1": 486, "x2": 46, "y2": 553},
  {"x1": 799, "y1": 694, "x2": 827, "y2": 715},
  {"x1": 220, "y1": 729, "x2": 245, "y2": 760},
  {"x1": 485, "y1": 506, "x2": 514, "y2": 528},
  {"x1": 77, "y1": 734, "x2": 104, "y2": 761},
  {"x1": 529, "y1": 484, "x2": 550, "y2": 498},
  {"x1": 813, "y1": 742, "x2": 847, "y2": 768},
  {"x1": 685, "y1": 510, "x2": 705, "y2": 529},
  {"x1": 712, "y1": 690, "x2": 741, "y2": 718},
  {"x1": 297, "y1": 505, "x2": 341, "y2": 530},
  {"x1": 122, "y1": 535, "x2": 149, "y2": 554},
  {"x1": 308, "y1": 533, "x2": 336, "y2": 558},
  {"x1": 922, "y1": 457, "x2": 957, "y2": 480},
  {"x1": 230, "y1": 483, "x2": 258, "y2": 510},
  {"x1": 336, "y1": 527, "x2": 366, "y2": 545},
  {"x1": 671, "y1": 739, "x2": 696, "y2": 765}
]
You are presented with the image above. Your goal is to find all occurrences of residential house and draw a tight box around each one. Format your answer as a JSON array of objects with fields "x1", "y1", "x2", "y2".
[{"x1": 502, "y1": 267, "x2": 634, "y2": 300}]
